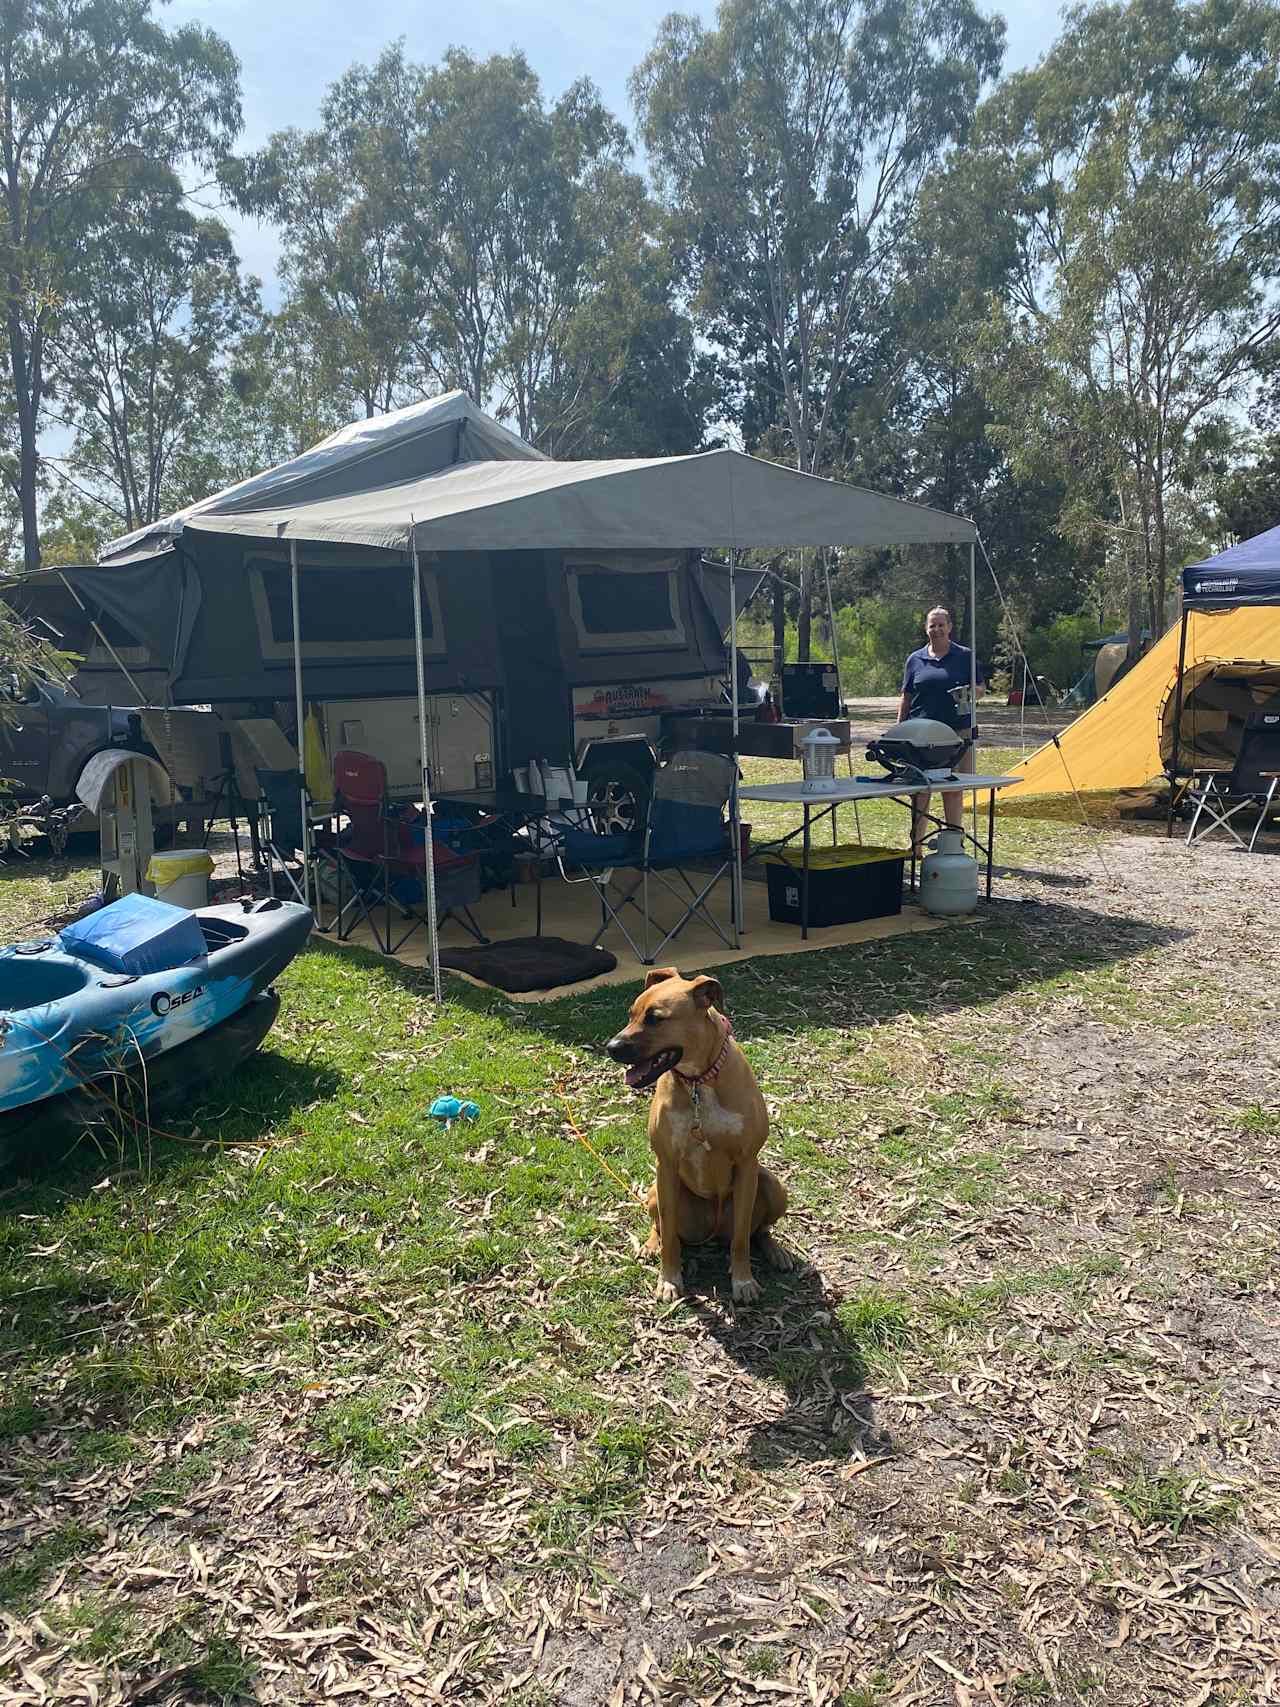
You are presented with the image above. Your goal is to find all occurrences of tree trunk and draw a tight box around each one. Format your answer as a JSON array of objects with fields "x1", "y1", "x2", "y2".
[
  {"x1": 1126, "y1": 544, "x2": 1142, "y2": 662},
  {"x1": 797, "y1": 559, "x2": 812, "y2": 663},
  {"x1": 7, "y1": 305, "x2": 41, "y2": 571},
  {"x1": 772, "y1": 575, "x2": 786, "y2": 683}
]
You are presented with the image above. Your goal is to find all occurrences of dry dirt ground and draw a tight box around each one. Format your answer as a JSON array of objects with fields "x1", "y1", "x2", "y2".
[{"x1": 2, "y1": 824, "x2": 1278, "y2": 1707}]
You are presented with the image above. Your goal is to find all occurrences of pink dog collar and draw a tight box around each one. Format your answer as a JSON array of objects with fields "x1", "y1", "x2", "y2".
[{"x1": 672, "y1": 1015, "x2": 733, "y2": 1088}]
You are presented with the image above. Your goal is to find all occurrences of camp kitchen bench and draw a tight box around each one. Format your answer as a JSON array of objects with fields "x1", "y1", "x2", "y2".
[{"x1": 737, "y1": 773, "x2": 1021, "y2": 940}]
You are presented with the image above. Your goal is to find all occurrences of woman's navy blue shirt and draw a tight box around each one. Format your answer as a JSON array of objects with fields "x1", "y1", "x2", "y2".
[{"x1": 901, "y1": 642, "x2": 975, "y2": 731}]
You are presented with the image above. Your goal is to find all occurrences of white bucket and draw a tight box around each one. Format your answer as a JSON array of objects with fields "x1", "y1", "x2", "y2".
[{"x1": 147, "y1": 849, "x2": 214, "y2": 910}]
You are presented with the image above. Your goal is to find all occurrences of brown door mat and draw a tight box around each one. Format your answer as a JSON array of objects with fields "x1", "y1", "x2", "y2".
[{"x1": 437, "y1": 936, "x2": 618, "y2": 993}]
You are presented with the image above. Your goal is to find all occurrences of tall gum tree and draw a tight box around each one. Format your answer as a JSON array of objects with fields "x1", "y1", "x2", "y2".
[
  {"x1": 0, "y1": 0, "x2": 241, "y2": 568},
  {"x1": 968, "y1": 0, "x2": 1280, "y2": 644},
  {"x1": 631, "y1": 0, "x2": 1004, "y2": 655}
]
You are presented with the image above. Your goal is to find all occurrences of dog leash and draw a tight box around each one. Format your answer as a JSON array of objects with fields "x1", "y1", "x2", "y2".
[{"x1": 555, "y1": 1080, "x2": 647, "y2": 1209}]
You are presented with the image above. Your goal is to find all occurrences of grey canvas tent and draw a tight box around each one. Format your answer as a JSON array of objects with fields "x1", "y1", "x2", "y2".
[
  {"x1": 21, "y1": 390, "x2": 977, "y2": 1000},
  {"x1": 47, "y1": 390, "x2": 974, "y2": 773}
]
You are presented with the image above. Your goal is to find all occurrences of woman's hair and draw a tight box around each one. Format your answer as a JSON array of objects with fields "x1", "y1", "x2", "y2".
[{"x1": 926, "y1": 606, "x2": 952, "y2": 627}]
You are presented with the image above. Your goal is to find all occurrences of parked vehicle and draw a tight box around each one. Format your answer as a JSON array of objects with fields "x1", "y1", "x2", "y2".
[{"x1": 0, "y1": 672, "x2": 154, "y2": 804}]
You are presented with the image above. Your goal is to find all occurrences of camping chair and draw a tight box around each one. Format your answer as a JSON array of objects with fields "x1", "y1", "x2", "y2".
[
  {"x1": 558, "y1": 750, "x2": 738, "y2": 965},
  {"x1": 1184, "y1": 711, "x2": 1280, "y2": 852},
  {"x1": 254, "y1": 768, "x2": 309, "y2": 905},
  {"x1": 327, "y1": 749, "x2": 487, "y2": 954}
]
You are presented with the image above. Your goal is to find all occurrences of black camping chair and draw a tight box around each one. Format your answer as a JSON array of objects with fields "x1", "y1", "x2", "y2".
[
  {"x1": 255, "y1": 768, "x2": 310, "y2": 904},
  {"x1": 1184, "y1": 711, "x2": 1280, "y2": 852}
]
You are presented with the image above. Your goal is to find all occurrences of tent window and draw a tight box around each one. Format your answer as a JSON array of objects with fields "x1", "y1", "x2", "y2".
[
  {"x1": 248, "y1": 557, "x2": 445, "y2": 661},
  {"x1": 85, "y1": 609, "x2": 152, "y2": 668},
  {"x1": 566, "y1": 557, "x2": 686, "y2": 652}
]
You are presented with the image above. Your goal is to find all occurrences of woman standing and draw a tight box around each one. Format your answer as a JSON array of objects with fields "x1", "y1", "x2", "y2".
[{"x1": 897, "y1": 606, "x2": 983, "y2": 857}]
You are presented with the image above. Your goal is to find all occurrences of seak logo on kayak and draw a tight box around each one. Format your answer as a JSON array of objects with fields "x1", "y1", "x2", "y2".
[{"x1": 151, "y1": 986, "x2": 204, "y2": 1017}]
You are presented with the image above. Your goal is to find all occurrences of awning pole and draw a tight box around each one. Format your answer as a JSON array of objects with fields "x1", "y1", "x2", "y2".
[
  {"x1": 729, "y1": 548, "x2": 743, "y2": 949},
  {"x1": 289, "y1": 536, "x2": 311, "y2": 911},
  {"x1": 411, "y1": 521, "x2": 443, "y2": 1002},
  {"x1": 1166, "y1": 605, "x2": 1191, "y2": 838},
  {"x1": 969, "y1": 540, "x2": 979, "y2": 844}
]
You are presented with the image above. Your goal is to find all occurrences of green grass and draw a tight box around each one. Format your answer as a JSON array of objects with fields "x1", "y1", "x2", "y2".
[
  {"x1": 1105, "y1": 1464, "x2": 1242, "y2": 1535},
  {"x1": 0, "y1": 781, "x2": 1274, "y2": 1694},
  {"x1": 0, "y1": 1521, "x2": 101, "y2": 1612}
]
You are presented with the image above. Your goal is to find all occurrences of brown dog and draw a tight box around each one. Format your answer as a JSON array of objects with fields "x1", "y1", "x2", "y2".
[{"x1": 606, "y1": 968, "x2": 794, "y2": 1303}]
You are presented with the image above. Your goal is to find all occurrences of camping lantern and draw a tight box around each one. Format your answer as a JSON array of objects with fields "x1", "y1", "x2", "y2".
[{"x1": 799, "y1": 726, "x2": 840, "y2": 794}]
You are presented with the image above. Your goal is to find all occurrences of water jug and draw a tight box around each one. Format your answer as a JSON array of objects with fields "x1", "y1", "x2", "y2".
[{"x1": 920, "y1": 828, "x2": 978, "y2": 916}]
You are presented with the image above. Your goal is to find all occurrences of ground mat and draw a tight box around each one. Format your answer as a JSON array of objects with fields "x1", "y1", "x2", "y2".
[{"x1": 437, "y1": 935, "x2": 618, "y2": 992}]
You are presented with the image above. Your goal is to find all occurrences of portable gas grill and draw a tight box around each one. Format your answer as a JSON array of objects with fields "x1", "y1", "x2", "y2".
[{"x1": 865, "y1": 717, "x2": 970, "y2": 784}]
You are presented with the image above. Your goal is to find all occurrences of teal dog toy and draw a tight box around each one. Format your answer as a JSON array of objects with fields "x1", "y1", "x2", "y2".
[{"x1": 429, "y1": 1095, "x2": 480, "y2": 1124}]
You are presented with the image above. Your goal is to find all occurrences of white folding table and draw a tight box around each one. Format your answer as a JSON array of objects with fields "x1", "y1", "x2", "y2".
[{"x1": 737, "y1": 774, "x2": 1020, "y2": 939}]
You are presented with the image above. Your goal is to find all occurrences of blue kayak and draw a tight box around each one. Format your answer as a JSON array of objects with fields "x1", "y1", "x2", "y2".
[{"x1": 0, "y1": 892, "x2": 311, "y2": 1147}]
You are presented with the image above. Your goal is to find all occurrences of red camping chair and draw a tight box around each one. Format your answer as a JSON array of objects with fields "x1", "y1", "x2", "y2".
[{"x1": 328, "y1": 749, "x2": 486, "y2": 954}]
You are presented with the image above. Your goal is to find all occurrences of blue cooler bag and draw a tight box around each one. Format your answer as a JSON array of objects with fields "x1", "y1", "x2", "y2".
[{"x1": 59, "y1": 892, "x2": 208, "y2": 976}]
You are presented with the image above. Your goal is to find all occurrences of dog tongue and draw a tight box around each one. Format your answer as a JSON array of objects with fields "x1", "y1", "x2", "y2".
[{"x1": 624, "y1": 1062, "x2": 650, "y2": 1089}]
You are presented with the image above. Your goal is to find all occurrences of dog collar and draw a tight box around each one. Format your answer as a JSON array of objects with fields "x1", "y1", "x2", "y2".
[{"x1": 672, "y1": 1015, "x2": 733, "y2": 1088}]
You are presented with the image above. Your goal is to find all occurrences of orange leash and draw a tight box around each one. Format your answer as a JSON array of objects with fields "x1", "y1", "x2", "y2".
[{"x1": 555, "y1": 1082, "x2": 647, "y2": 1210}]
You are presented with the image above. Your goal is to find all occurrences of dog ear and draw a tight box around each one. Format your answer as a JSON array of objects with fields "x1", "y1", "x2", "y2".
[
  {"x1": 689, "y1": 975, "x2": 724, "y2": 1012},
  {"x1": 644, "y1": 966, "x2": 678, "y2": 989}
]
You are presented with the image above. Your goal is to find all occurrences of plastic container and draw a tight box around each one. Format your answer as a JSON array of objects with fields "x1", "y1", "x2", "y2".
[
  {"x1": 919, "y1": 829, "x2": 978, "y2": 916},
  {"x1": 145, "y1": 849, "x2": 214, "y2": 910},
  {"x1": 763, "y1": 844, "x2": 904, "y2": 927}
]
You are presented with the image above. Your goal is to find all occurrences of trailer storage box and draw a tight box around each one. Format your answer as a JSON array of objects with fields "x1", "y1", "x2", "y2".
[{"x1": 763, "y1": 844, "x2": 905, "y2": 928}]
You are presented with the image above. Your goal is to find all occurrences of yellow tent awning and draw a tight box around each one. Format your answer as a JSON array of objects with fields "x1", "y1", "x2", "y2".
[{"x1": 1004, "y1": 606, "x2": 1280, "y2": 796}]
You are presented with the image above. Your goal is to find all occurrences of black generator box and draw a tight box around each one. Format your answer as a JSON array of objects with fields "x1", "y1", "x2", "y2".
[
  {"x1": 781, "y1": 661, "x2": 841, "y2": 719},
  {"x1": 764, "y1": 844, "x2": 905, "y2": 928}
]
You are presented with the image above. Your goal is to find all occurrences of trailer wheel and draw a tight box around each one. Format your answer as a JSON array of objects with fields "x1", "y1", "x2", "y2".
[{"x1": 580, "y1": 756, "x2": 651, "y2": 837}]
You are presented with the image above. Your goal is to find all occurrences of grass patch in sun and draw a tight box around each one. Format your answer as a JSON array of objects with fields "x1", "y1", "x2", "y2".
[
  {"x1": 0, "y1": 1521, "x2": 102, "y2": 1613},
  {"x1": 835, "y1": 1287, "x2": 916, "y2": 1362},
  {"x1": 1103, "y1": 1460, "x2": 1243, "y2": 1535}
]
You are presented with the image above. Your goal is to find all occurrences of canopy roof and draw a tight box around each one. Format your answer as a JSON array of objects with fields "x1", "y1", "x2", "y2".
[
  {"x1": 1183, "y1": 525, "x2": 1280, "y2": 607},
  {"x1": 165, "y1": 447, "x2": 973, "y2": 554},
  {"x1": 102, "y1": 390, "x2": 544, "y2": 563},
  {"x1": 95, "y1": 390, "x2": 974, "y2": 560}
]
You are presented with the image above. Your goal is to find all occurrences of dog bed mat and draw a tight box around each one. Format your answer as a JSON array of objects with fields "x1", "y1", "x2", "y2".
[{"x1": 437, "y1": 935, "x2": 617, "y2": 993}]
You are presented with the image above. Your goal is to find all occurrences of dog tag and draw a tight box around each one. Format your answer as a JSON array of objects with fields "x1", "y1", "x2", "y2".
[{"x1": 690, "y1": 1122, "x2": 710, "y2": 1151}]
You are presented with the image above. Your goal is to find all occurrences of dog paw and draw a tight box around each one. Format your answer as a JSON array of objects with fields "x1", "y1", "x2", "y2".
[
  {"x1": 656, "y1": 1274, "x2": 685, "y2": 1302},
  {"x1": 756, "y1": 1233, "x2": 799, "y2": 1272},
  {"x1": 731, "y1": 1274, "x2": 761, "y2": 1305}
]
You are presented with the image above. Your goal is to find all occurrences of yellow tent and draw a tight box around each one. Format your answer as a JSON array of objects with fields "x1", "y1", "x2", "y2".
[{"x1": 1004, "y1": 606, "x2": 1280, "y2": 796}]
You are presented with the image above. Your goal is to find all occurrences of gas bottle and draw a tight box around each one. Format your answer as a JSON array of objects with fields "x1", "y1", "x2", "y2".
[{"x1": 920, "y1": 828, "x2": 978, "y2": 916}]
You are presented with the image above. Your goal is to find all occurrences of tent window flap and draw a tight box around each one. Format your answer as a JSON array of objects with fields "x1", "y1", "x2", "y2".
[
  {"x1": 566, "y1": 552, "x2": 686, "y2": 652},
  {"x1": 248, "y1": 555, "x2": 446, "y2": 660}
]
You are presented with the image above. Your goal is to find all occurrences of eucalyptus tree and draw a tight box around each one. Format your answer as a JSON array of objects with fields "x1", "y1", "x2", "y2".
[
  {"x1": 49, "y1": 169, "x2": 255, "y2": 529},
  {"x1": 227, "y1": 44, "x2": 427, "y2": 420},
  {"x1": 970, "y1": 0, "x2": 1280, "y2": 644},
  {"x1": 631, "y1": 0, "x2": 1004, "y2": 654},
  {"x1": 0, "y1": 0, "x2": 241, "y2": 568}
]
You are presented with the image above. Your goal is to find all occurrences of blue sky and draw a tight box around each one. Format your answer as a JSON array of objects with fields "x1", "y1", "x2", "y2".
[{"x1": 171, "y1": 0, "x2": 1070, "y2": 296}]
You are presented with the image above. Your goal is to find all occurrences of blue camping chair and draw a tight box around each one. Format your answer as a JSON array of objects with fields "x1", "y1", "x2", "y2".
[{"x1": 558, "y1": 750, "x2": 738, "y2": 965}]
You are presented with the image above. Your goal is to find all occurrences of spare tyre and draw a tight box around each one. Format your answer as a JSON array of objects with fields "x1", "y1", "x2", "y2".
[{"x1": 579, "y1": 753, "x2": 652, "y2": 837}]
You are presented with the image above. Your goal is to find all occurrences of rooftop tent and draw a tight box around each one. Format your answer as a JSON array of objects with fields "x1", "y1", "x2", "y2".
[{"x1": 56, "y1": 396, "x2": 974, "y2": 707}]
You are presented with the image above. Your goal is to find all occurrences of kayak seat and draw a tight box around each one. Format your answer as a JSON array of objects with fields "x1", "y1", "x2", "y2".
[{"x1": 0, "y1": 956, "x2": 90, "y2": 1010}]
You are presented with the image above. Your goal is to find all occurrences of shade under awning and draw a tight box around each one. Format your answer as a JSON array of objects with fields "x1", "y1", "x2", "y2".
[{"x1": 178, "y1": 448, "x2": 976, "y2": 555}]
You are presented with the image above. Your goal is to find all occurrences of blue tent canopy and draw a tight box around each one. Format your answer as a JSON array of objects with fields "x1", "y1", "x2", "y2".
[{"x1": 1183, "y1": 525, "x2": 1280, "y2": 608}]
